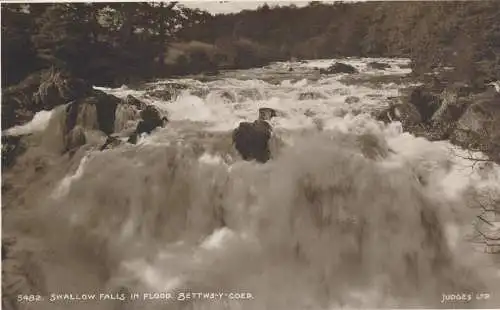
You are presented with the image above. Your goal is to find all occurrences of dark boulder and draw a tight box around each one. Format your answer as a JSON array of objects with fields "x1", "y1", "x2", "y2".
[
  {"x1": 408, "y1": 86, "x2": 442, "y2": 123},
  {"x1": 367, "y1": 62, "x2": 391, "y2": 70},
  {"x1": 376, "y1": 100, "x2": 422, "y2": 129},
  {"x1": 232, "y1": 120, "x2": 273, "y2": 163},
  {"x1": 320, "y1": 62, "x2": 358, "y2": 75},
  {"x1": 124, "y1": 95, "x2": 147, "y2": 110},
  {"x1": 140, "y1": 106, "x2": 165, "y2": 132},
  {"x1": 450, "y1": 92, "x2": 500, "y2": 157},
  {"x1": 258, "y1": 108, "x2": 277, "y2": 121},
  {"x1": 127, "y1": 106, "x2": 168, "y2": 144},
  {"x1": 407, "y1": 84, "x2": 475, "y2": 141}
]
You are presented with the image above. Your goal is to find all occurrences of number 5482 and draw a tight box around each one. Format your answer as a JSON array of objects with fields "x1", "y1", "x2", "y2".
[{"x1": 17, "y1": 295, "x2": 42, "y2": 302}]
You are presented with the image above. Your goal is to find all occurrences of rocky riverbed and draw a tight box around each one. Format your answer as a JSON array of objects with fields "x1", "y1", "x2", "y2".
[{"x1": 2, "y1": 58, "x2": 500, "y2": 310}]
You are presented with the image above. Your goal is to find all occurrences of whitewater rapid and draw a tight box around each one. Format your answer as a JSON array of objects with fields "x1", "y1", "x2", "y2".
[{"x1": 4, "y1": 58, "x2": 500, "y2": 310}]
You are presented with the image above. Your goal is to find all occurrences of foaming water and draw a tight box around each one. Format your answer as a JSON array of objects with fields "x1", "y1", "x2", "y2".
[
  {"x1": 4, "y1": 109, "x2": 54, "y2": 136},
  {"x1": 51, "y1": 153, "x2": 91, "y2": 199},
  {"x1": 4, "y1": 58, "x2": 500, "y2": 310}
]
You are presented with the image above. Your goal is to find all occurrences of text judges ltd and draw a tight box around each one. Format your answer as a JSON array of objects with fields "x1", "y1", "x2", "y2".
[{"x1": 47, "y1": 292, "x2": 254, "y2": 302}]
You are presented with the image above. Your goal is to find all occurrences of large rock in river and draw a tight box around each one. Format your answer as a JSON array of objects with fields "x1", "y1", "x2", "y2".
[
  {"x1": 258, "y1": 107, "x2": 277, "y2": 121},
  {"x1": 376, "y1": 100, "x2": 422, "y2": 129},
  {"x1": 232, "y1": 119, "x2": 273, "y2": 163},
  {"x1": 320, "y1": 62, "x2": 358, "y2": 74},
  {"x1": 127, "y1": 106, "x2": 168, "y2": 144},
  {"x1": 450, "y1": 92, "x2": 500, "y2": 156},
  {"x1": 408, "y1": 86, "x2": 442, "y2": 124}
]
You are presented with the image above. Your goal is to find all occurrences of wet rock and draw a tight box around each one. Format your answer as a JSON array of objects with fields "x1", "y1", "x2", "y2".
[
  {"x1": 258, "y1": 108, "x2": 277, "y2": 121},
  {"x1": 450, "y1": 92, "x2": 500, "y2": 157},
  {"x1": 430, "y1": 88, "x2": 470, "y2": 127},
  {"x1": 401, "y1": 84, "x2": 478, "y2": 141},
  {"x1": 408, "y1": 86, "x2": 442, "y2": 123},
  {"x1": 135, "y1": 110, "x2": 164, "y2": 136},
  {"x1": 140, "y1": 106, "x2": 165, "y2": 131},
  {"x1": 298, "y1": 91, "x2": 326, "y2": 100},
  {"x1": 99, "y1": 135, "x2": 123, "y2": 151},
  {"x1": 345, "y1": 96, "x2": 361, "y2": 104},
  {"x1": 65, "y1": 90, "x2": 122, "y2": 136},
  {"x1": 320, "y1": 62, "x2": 358, "y2": 74},
  {"x1": 127, "y1": 106, "x2": 168, "y2": 144},
  {"x1": 376, "y1": 101, "x2": 422, "y2": 129},
  {"x1": 146, "y1": 89, "x2": 174, "y2": 101},
  {"x1": 124, "y1": 95, "x2": 147, "y2": 110},
  {"x1": 367, "y1": 62, "x2": 391, "y2": 70},
  {"x1": 232, "y1": 119, "x2": 272, "y2": 163},
  {"x1": 127, "y1": 133, "x2": 139, "y2": 145}
]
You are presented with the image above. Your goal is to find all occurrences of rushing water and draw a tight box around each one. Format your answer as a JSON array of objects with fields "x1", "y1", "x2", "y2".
[{"x1": 3, "y1": 58, "x2": 500, "y2": 310}]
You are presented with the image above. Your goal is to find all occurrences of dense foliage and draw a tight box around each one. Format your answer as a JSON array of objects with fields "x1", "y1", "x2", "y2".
[
  {"x1": 185, "y1": 1, "x2": 500, "y2": 85},
  {"x1": 2, "y1": 2, "x2": 211, "y2": 86},
  {"x1": 2, "y1": 1, "x2": 500, "y2": 87}
]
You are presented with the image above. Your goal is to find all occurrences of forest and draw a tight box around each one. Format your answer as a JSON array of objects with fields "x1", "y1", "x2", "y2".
[{"x1": 2, "y1": 1, "x2": 500, "y2": 88}]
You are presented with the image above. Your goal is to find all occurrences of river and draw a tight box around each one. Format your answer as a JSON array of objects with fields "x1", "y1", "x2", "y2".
[{"x1": 3, "y1": 58, "x2": 500, "y2": 309}]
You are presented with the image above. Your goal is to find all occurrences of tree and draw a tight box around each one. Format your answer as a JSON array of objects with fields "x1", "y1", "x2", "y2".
[
  {"x1": 1, "y1": 4, "x2": 41, "y2": 86},
  {"x1": 31, "y1": 4, "x2": 93, "y2": 74}
]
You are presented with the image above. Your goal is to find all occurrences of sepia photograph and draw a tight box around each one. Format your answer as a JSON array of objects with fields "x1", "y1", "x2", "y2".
[{"x1": 1, "y1": 0, "x2": 500, "y2": 309}]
